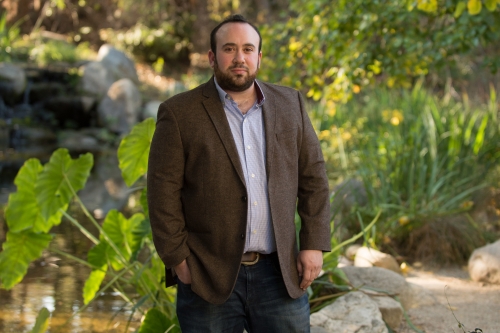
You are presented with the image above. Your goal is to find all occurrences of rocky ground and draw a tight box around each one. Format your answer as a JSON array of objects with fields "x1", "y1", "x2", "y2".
[{"x1": 397, "y1": 265, "x2": 500, "y2": 333}]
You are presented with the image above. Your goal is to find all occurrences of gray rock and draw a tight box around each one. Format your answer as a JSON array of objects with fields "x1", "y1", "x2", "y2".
[
  {"x1": 341, "y1": 266, "x2": 412, "y2": 310},
  {"x1": 468, "y1": 239, "x2": 500, "y2": 284},
  {"x1": 97, "y1": 79, "x2": 141, "y2": 134},
  {"x1": 80, "y1": 61, "x2": 116, "y2": 98},
  {"x1": 0, "y1": 62, "x2": 26, "y2": 97},
  {"x1": 331, "y1": 179, "x2": 367, "y2": 216},
  {"x1": 78, "y1": 152, "x2": 131, "y2": 217},
  {"x1": 97, "y1": 44, "x2": 139, "y2": 84},
  {"x1": 58, "y1": 129, "x2": 100, "y2": 152},
  {"x1": 371, "y1": 296, "x2": 403, "y2": 330},
  {"x1": 142, "y1": 100, "x2": 162, "y2": 121},
  {"x1": 310, "y1": 291, "x2": 388, "y2": 333},
  {"x1": 355, "y1": 247, "x2": 401, "y2": 274}
]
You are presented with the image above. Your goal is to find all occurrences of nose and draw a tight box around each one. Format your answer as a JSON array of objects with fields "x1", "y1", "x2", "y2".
[{"x1": 233, "y1": 50, "x2": 245, "y2": 64}]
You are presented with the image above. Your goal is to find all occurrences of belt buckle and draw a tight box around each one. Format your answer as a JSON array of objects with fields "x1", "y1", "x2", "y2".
[{"x1": 242, "y1": 253, "x2": 260, "y2": 266}]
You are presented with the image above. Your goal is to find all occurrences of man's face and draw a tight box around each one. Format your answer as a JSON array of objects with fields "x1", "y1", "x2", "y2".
[{"x1": 208, "y1": 22, "x2": 262, "y2": 92}]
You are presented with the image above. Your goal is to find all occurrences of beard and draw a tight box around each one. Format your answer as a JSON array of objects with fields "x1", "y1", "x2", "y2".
[{"x1": 213, "y1": 59, "x2": 258, "y2": 92}]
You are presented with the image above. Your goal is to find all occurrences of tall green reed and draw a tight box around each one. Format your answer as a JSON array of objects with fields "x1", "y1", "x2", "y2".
[{"x1": 312, "y1": 83, "x2": 500, "y2": 248}]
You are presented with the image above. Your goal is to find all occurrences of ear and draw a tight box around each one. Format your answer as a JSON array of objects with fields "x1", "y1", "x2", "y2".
[
  {"x1": 258, "y1": 51, "x2": 262, "y2": 68},
  {"x1": 208, "y1": 49, "x2": 216, "y2": 68}
]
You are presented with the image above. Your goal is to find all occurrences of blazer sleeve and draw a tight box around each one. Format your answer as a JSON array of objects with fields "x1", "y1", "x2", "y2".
[
  {"x1": 296, "y1": 91, "x2": 332, "y2": 252},
  {"x1": 147, "y1": 102, "x2": 190, "y2": 268}
]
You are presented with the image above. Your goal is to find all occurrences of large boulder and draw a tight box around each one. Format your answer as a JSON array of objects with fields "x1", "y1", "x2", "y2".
[
  {"x1": 468, "y1": 239, "x2": 500, "y2": 284},
  {"x1": 141, "y1": 100, "x2": 162, "y2": 121},
  {"x1": 354, "y1": 246, "x2": 401, "y2": 274},
  {"x1": 371, "y1": 296, "x2": 403, "y2": 330},
  {"x1": 0, "y1": 62, "x2": 26, "y2": 102},
  {"x1": 80, "y1": 61, "x2": 116, "y2": 99},
  {"x1": 97, "y1": 79, "x2": 141, "y2": 134},
  {"x1": 97, "y1": 44, "x2": 139, "y2": 84},
  {"x1": 341, "y1": 266, "x2": 412, "y2": 310},
  {"x1": 310, "y1": 291, "x2": 388, "y2": 333}
]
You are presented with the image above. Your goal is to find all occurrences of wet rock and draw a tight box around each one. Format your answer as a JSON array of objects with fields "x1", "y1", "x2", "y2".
[
  {"x1": 142, "y1": 100, "x2": 162, "y2": 121},
  {"x1": 78, "y1": 152, "x2": 130, "y2": 216},
  {"x1": 310, "y1": 291, "x2": 388, "y2": 333},
  {"x1": 97, "y1": 79, "x2": 141, "y2": 134},
  {"x1": 58, "y1": 129, "x2": 100, "y2": 152},
  {"x1": 0, "y1": 63, "x2": 26, "y2": 103},
  {"x1": 28, "y1": 82, "x2": 66, "y2": 104},
  {"x1": 97, "y1": 44, "x2": 139, "y2": 84},
  {"x1": 468, "y1": 239, "x2": 500, "y2": 284},
  {"x1": 354, "y1": 246, "x2": 401, "y2": 274},
  {"x1": 41, "y1": 96, "x2": 96, "y2": 128}
]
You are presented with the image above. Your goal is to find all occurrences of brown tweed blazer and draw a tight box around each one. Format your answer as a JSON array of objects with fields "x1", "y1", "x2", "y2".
[{"x1": 147, "y1": 77, "x2": 331, "y2": 305}]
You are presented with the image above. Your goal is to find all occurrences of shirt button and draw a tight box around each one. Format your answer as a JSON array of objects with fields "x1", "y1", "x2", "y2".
[
  {"x1": 247, "y1": 145, "x2": 251, "y2": 149},
  {"x1": 251, "y1": 173, "x2": 255, "y2": 178},
  {"x1": 253, "y1": 201, "x2": 258, "y2": 206},
  {"x1": 252, "y1": 230, "x2": 257, "y2": 234}
]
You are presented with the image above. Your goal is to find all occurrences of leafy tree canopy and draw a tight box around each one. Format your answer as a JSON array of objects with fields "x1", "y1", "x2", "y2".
[{"x1": 260, "y1": 0, "x2": 500, "y2": 103}]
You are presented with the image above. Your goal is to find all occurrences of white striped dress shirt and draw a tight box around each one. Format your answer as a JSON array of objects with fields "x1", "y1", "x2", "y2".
[{"x1": 214, "y1": 78, "x2": 276, "y2": 254}]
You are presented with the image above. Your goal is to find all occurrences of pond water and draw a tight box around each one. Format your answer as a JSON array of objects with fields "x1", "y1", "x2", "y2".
[
  {"x1": 0, "y1": 214, "x2": 144, "y2": 333},
  {"x1": 0, "y1": 153, "x2": 149, "y2": 333}
]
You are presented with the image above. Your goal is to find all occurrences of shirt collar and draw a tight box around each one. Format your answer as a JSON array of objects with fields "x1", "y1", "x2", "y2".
[{"x1": 214, "y1": 77, "x2": 266, "y2": 107}]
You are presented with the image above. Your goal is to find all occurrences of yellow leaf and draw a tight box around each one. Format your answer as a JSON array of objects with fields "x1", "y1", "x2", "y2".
[
  {"x1": 417, "y1": 0, "x2": 438, "y2": 12},
  {"x1": 454, "y1": 2, "x2": 467, "y2": 17},
  {"x1": 485, "y1": 0, "x2": 497, "y2": 11},
  {"x1": 467, "y1": 0, "x2": 482, "y2": 15}
]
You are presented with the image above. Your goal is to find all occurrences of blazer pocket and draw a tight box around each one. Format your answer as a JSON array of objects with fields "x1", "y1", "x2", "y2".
[{"x1": 276, "y1": 127, "x2": 297, "y2": 142}]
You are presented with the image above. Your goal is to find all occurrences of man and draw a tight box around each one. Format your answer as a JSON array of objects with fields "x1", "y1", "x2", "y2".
[{"x1": 147, "y1": 14, "x2": 331, "y2": 332}]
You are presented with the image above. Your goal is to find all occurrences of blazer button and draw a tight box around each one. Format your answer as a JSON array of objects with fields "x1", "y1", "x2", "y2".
[
  {"x1": 242, "y1": 196, "x2": 247, "y2": 202},
  {"x1": 241, "y1": 233, "x2": 245, "y2": 239}
]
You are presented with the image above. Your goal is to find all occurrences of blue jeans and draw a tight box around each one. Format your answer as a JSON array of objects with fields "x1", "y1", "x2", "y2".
[{"x1": 176, "y1": 253, "x2": 310, "y2": 333}]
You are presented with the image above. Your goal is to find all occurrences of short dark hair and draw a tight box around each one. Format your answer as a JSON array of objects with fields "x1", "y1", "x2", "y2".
[{"x1": 210, "y1": 14, "x2": 262, "y2": 55}]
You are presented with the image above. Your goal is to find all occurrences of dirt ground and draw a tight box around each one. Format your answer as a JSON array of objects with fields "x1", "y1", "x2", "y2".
[{"x1": 397, "y1": 265, "x2": 500, "y2": 333}]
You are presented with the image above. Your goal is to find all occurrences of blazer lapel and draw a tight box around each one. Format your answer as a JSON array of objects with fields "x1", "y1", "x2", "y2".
[
  {"x1": 202, "y1": 78, "x2": 246, "y2": 186},
  {"x1": 259, "y1": 82, "x2": 277, "y2": 181}
]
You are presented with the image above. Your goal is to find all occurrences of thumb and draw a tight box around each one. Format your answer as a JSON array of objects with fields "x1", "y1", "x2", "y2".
[{"x1": 296, "y1": 257, "x2": 303, "y2": 277}]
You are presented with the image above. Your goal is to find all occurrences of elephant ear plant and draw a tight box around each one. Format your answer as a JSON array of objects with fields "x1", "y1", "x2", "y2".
[{"x1": 0, "y1": 118, "x2": 181, "y2": 333}]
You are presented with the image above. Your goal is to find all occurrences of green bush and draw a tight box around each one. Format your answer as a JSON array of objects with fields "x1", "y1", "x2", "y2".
[{"x1": 313, "y1": 83, "x2": 500, "y2": 255}]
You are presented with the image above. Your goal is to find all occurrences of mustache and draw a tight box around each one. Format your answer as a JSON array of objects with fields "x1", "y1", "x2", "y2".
[{"x1": 229, "y1": 65, "x2": 249, "y2": 70}]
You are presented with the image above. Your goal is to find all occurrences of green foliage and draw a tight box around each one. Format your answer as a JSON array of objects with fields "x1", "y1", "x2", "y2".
[
  {"x1": 29, "y1": 39, "x2": 80, "y2": 66},
  {"x1": 138, "y1": 308, "x2": 180, "y2": 333},
  {"x1": 5, "y1": 159, "x2": 64, "y2": 233},
  {"x1": 261, "y1": 0, "x2": 500, "y2": 103},
  {"x1": 313, "y1": 83, "x2": 500, "y2": 249},
  {"x1": 0, "y1": 231, "x2": 53, "y2": 289},
  {"x1": 35, "y1": 149, "x2": 93, "y2": 220},
  {"x1": 30, "y1": 307, "x2": 51, "y2": 333},
  {"x1": 100, "y1": 19, "x2": 192, "y2": 64},
  {"x1": 0, "y1": 13, "x2": 22, "y2": 62},
  {"x1": 118, "y1": 118, "x2": 156, "y2": 186}
]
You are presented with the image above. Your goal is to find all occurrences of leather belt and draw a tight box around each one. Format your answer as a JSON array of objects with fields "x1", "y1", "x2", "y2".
[
  {"x1": 241, "y1": 252, "x2": 276, "y2": 265},
  {"x1": 241, "y1": 252, "x2": 262, "y2": 266}
]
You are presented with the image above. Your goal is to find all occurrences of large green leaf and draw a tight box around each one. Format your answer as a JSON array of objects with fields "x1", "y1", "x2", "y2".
[
  {"x1": 102, "y1": 210, "x2": 145, "y2": 270},
  {"x1": 35, "y1": 148, "x2": 93, "y2": 221},
  {"x1": 0, "y1": 231, "x2": 53, "y2": 289},
  {"x1": 485, "y1": 0, "x2": 497, "y2": 11},
  {"x1": 118, "y1": 118, "x2": 156, "y2": 186},
  {"x1": 87, "y1": 241, "x2": 109, "y2": 268},
  {"x1": 138, "y1": 308, "x2": 180, "y2": 333},
  {"x1": 5, "y1": 159, "x2": 65, "y2": 233},
  {"x1": 30, "y1": 307, "x2": 51, "y2": 333},
  {"x1": 82, "y1": 267, "x2": 108, "y2": 305}
]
